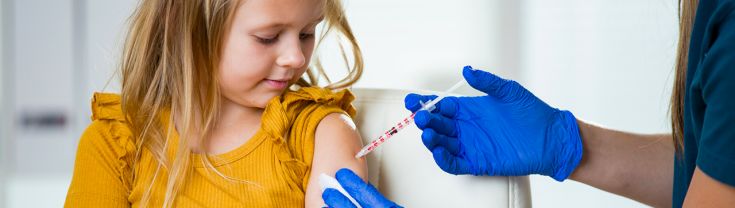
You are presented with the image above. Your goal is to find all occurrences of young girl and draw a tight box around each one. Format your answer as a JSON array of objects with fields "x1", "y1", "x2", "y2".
[{"x1": 64, "y1": 0, "x2": 367, "y2": 207}]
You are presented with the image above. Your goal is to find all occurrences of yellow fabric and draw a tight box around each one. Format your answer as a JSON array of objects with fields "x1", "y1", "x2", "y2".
[{"x1": 65, "y1": 87, "x2": 356, "y2": 208}]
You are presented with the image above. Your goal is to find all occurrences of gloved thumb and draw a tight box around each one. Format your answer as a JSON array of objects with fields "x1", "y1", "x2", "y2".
[
  {"x1": 462, "y1": 66, "x2": 518, "y2": 101},
  {"x1": 323, "y1": 188, "x2": 358, "y2": 208},
  {"x1": 335, "y1": 168, "x2": 398, "y2": 208}
]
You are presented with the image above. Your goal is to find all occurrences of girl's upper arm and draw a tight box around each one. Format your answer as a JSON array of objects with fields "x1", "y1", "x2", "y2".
[{"x1": 304, "y1": 113, "x2": 368, "y2": 208}]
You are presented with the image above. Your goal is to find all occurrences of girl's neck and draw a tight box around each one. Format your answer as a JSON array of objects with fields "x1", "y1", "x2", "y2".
[
  {"x1": 188, "y1": 97, "x2": 265, "y2": 154},
  {"x1": 217, "y1": 98, "x2": 264, "y2": 131}
]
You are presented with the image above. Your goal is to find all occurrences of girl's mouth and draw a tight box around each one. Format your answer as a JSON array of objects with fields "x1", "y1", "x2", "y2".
[{"x1": 264, "y1": 79, "x2": 289, "y2": 89}]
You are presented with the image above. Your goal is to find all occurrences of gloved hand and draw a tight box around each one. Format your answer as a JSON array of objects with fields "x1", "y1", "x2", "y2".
[
  {"x1": 321, "y1": 168, "x2": 402, "y2": 208},
  {"x1": 404, "y1": 66, "x2": 583, "y2": 181}
]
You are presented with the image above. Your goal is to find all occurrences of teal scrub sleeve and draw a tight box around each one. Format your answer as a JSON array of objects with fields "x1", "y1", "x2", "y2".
[{"x1": 696, "y1": 6, "x2": 735, "y2": 187}]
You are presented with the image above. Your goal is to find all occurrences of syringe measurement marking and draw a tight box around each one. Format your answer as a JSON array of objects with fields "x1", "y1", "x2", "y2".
[{"x1": 365, "y1": 113, "x2": 416, "y2": 151}]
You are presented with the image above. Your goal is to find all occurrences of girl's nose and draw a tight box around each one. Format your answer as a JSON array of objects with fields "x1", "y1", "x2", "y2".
[{"x1": 276, "y1": 39, "x2": 306, "y2": 69}]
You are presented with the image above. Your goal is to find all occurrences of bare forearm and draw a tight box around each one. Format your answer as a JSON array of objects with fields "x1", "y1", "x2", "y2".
[{"x1": 569, "y1": 120, "x2": 674, "y2": 207}]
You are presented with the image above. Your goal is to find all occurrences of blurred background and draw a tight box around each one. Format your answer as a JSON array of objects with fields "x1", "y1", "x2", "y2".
[{"x1": 1, "y1": 0, "x2": 678, "y2": 207}]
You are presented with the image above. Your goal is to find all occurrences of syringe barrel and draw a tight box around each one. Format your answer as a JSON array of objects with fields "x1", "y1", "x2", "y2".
[{"x1": 357, "y1": 112, "x2": 416, "y2": 156}]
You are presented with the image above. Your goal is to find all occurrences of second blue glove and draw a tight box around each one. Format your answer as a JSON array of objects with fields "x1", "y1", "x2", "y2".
[{"x1": 322, "y1": 168, "x2": 402, "y2": 208}]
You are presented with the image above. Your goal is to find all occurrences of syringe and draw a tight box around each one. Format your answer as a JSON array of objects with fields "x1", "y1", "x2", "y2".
[{"x1": 355, "y1": 80, "x2": 466, "y2": 158}]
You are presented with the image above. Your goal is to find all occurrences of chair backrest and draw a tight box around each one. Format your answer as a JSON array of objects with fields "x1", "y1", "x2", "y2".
[{"x1": 351, "y1": 88, "x2": 532, "y2": 208}]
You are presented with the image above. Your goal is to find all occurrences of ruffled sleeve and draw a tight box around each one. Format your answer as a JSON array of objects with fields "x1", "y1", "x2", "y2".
[
  {"x1": 65, "y1": 93, "x2": 136, "y2": 208},
  {"x1": 260, "y1": 87, "x2": 356, "y2": 191}
]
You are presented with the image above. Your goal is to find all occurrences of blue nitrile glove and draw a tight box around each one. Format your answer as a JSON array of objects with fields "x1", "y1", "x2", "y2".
[
  {"x1": 404, "y1": 66, "x2": 583, "y2": 181},
  {"x1": 322, "y1": 168, "x2": 402, "y2": 208}
]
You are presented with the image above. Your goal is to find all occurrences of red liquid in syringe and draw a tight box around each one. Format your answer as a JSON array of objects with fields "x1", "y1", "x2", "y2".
[{"x1": 355, "y1": 112, "x2": 416, "y2": 158}]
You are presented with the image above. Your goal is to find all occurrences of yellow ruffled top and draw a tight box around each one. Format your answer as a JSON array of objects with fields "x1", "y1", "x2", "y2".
[{"x1": 64, "y1": 87, "x2": 356, "y2": 207}]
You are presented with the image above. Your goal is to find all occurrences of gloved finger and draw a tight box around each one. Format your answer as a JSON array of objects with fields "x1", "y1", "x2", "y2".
[
  {"x1": 322, "y1": 188, "x2": 358, "y2": 208},
  {"x1": 435, "y1": 97, "x2": 459, "y2": 118},
  {"x1": 432, "y1": 146, "x2": 472, "y2": 175},
  {"x1": 404, "y1": 93, "x2": 437, "y2": 112},
  {"x1": 335, "y1": 168, "x2": 393, "y2": 208},
  {"x1": 462, "y1": 65, "x2": 522, "y2": 102},
  {"x1": 404, "y1": 94, "x2": 459, "y2": 118},
  {"x1": 422, "y1": 128, "x2": 460, "y2": 155},
  {"x1": 414, "y1": 111, "x2": 457, "y2": 137}
]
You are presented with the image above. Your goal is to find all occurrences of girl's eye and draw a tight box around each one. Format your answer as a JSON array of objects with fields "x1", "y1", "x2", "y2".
[
  {"x1": 256, "y1": 35, "x2": 278, "y2": 45},
  {"x1": 299, "y1": 33, "x2": 315, "y2": 40}
]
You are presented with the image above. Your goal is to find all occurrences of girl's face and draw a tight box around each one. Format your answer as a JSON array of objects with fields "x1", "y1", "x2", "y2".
[{"x1": 218, "y1": 0, "x2": 324, "y2": 108}]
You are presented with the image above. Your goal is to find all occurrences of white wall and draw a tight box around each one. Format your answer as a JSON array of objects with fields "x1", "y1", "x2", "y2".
[
  {"x1": 328, "y1": 0, "x2": 520, "y2": 95},
  {"x1": 83, "y1": 1, "x2": 137, "y2": 94}
]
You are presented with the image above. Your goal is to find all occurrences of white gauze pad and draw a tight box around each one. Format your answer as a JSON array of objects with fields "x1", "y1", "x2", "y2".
[{"x1": 319, "y1": 173, "x2": 362, "y2": 208}]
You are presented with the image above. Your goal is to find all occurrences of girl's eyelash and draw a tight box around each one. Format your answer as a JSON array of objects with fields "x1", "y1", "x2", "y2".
[
  {"x1": 299, "y1": 33, "x2": 315, "y2": 40},
  {"x1": 256, "y1": 35, "x2": 278, "y2": 45},
  {"x1": 255, "y1": 33, "x2": 314, "y2": 45}
]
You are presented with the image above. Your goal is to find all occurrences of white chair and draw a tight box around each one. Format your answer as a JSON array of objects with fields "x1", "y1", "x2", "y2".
[{"x1": 351, "y1": 88, "x2": 532, "y2": 208}]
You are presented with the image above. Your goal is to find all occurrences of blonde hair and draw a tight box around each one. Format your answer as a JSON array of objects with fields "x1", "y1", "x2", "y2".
[
  {"x1": 671, "y1": 0, "x2": 698, "y2": 154},
  {"x1": 119, "y1": 0, "x2": 363, "y2": 206}
]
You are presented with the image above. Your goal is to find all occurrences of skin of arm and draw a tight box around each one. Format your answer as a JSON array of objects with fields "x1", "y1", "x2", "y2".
[
  {"x1": 682, "y1": 167, "x2": 735, "y2": 207},
  {"x1": 571, "y1": 120, "x2": 735, "y2": 207},
  {"x1": 304, "y1": 113, "x2": 368, "y2": 208},
  {"x1": 569, "y1": 120, "x2": 674, "y2": 207}
]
